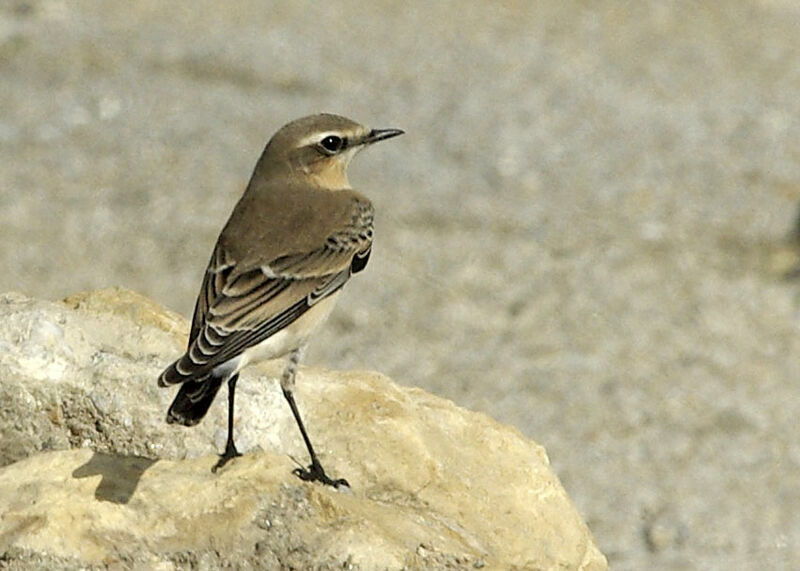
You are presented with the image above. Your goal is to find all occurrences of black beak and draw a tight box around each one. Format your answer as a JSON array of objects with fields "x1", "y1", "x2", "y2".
[{"x1": 362, "y1": 128, "x2": 404, "y2": 145}]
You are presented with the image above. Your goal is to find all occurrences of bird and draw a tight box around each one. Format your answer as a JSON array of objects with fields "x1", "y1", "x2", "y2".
[{"x1": 157, "y1": 113, "x2": 403, "y2": 488}]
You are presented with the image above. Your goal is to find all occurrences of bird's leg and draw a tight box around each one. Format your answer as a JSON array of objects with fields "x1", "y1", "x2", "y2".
[
  {"x1": 212, "y1": 373, "x2": 242, "y2": 472},
  {"x1": 281, "y1": 348, "x2": 349, "y2": 488}
]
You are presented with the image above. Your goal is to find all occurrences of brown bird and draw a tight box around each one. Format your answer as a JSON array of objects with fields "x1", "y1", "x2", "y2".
[{"x1": 158, "y1": 114, "x2": 403, "y2": 487}]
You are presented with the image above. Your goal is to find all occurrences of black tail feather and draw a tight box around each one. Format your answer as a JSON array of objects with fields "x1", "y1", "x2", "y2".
[{"x1": 166, "y1": 376, "x2": 224, "y2": 426}]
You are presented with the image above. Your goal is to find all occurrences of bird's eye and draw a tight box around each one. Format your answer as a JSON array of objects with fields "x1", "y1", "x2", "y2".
[{"x1": 319, "y1": 135, "x2": 344, "y2": 154}]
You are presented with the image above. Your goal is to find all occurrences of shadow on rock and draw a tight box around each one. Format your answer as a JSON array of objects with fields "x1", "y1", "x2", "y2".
[{"x1": 72, "y1": 452, "x2": 157, "y2": 504}]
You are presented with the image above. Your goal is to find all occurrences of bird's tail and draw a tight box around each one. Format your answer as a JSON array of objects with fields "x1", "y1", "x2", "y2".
[
  {"x1": 159, "y1": 351, "x2": 227, "y2": 426},
  {"x1": 165, "y1": 376, "x2": 224, "y2": 427},
  {"x1": 158, "y1": 354, "x2": 203, "y2": 387}
]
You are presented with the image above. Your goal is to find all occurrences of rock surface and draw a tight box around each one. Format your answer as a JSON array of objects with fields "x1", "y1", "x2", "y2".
[
  {"x1": 8, "y1": 3, "x2": 800, "y2": 567},
  {"x1": 0, "y1": 289, "x2": 606, "y2": 570}
]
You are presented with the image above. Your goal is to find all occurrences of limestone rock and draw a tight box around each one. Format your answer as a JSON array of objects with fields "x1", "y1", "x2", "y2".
[{"x1": 0, "y1": 288, "x2": 607, "y2": 570}]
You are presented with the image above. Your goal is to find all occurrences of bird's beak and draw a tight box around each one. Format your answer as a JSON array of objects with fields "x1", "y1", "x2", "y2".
[{"x1": 361, "y1": 128, "x2": 404, "y2": 145}]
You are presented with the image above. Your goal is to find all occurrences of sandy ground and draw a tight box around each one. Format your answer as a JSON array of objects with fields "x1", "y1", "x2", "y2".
[{"x1": 3, "y1": 1, "x2": 800, "y2": 568}]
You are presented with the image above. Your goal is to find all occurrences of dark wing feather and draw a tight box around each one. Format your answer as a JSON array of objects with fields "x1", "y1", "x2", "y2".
[{"x1": 157, "y1": 198, "x2": 373, "y2": 387}]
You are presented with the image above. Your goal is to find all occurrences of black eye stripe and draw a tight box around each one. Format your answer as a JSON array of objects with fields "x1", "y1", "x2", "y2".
[{"x1": 320, "y1": 135, "x2": 344, "y2": 154}]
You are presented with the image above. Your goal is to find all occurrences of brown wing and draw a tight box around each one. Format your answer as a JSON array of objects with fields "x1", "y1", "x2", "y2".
[{"x1": 157, "y1": 196, "x2": 373, "y2": 386}]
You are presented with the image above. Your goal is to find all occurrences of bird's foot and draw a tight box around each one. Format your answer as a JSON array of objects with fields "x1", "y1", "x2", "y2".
[
  {"x1": 293, "y1": 460, "x2": 349, "y2": 489},
  {"x1": 212, "y1": 441, "x2": 242, "y2": 473}
]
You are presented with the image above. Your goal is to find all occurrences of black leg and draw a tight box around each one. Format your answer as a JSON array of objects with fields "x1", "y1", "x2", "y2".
[
  {"x1": 282, "y1": 387, "x2": 349, "y2": 489},
  {"x1": 212, "y1": 374, "x2": 242, "y2": 473}
]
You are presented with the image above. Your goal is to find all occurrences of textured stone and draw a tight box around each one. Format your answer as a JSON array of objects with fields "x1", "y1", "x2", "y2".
[{"x1": 0, "y1": 289, "x2": 606, "y2": 570}]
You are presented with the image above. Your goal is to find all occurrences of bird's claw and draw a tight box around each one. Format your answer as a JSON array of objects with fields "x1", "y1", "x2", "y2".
[
  {"x1": 293, "y1": 463, "x2": 349, "y2": 489},
  {"x1": 211, "y1": 443, "x2": 242, "y2": 473}
]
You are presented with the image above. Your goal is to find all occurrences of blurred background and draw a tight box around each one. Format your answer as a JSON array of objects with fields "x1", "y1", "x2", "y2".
[{"x1": 3, "y1": 1, "x2": 800, "y2": 568}]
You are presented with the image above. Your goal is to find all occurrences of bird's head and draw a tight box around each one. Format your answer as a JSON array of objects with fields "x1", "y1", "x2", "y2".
[{"x1": 258, "y1": 113, "x2": 403, "y2": 188}]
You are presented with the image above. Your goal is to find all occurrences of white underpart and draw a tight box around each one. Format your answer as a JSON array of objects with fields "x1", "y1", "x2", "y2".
[{"x1": 211, "y1": 292, "x2": 341, "y2": 378}]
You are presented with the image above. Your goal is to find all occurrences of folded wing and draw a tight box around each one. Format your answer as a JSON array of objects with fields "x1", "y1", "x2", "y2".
[{"x1": 157, "y1": 197, "x2": 373, "y2": 387}]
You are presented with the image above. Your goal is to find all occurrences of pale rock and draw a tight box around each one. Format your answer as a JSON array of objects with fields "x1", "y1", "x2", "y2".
[{"x1": 0, "y1": 288, "x2": 607, "y2": 570}]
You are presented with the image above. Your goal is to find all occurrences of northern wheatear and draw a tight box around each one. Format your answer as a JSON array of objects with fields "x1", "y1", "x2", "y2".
[{"x1": 158, "y1": 114, "x2": 403, "y2": 488}]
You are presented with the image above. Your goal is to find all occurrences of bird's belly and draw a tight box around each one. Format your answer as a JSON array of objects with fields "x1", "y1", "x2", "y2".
[{"x1": 230, "y1": 292, "x2": 341, "y2": 372}]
